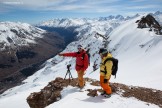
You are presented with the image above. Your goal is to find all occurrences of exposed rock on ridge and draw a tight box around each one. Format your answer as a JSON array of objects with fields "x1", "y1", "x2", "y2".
[{"x1": 136, "y1": 14, "x2": 162, "y2": 35}]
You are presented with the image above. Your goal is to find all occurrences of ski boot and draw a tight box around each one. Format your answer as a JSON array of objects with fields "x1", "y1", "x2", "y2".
[
  {"x1": 100, "y1": 91, "x2": 106, "y2": 95},
  {"x1": 103, "y1": 93, "x2": 111, "y2": 98}
]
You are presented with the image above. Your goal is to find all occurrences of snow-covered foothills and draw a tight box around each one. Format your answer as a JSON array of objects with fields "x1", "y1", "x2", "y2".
[
  {"x1": 0, "y1": 22, "x2": 45, "y2": 50},
  {"x1": 0, "y1": 12, "x2": 162, "y2": 108}
]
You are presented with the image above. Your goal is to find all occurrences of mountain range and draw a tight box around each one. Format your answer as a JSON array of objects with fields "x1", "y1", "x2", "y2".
[{"x1": 0, "y1": 11, "x2": 162, "y2": 108}]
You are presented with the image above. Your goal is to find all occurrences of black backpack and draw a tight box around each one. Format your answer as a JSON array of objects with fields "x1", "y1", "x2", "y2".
[{"x1": 104, "y1": 57, "x2": 118, "y2": 78}]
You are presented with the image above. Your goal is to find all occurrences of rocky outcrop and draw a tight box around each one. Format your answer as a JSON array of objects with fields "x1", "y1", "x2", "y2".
[
  {"x1": 27, "y1": 77, "x2": 63, "y2": 108},
  {"x1": 27, "y1": 77, "x2": 78, "y2": 108},
  {"x1": 27, "y1": 77, "x2": 162, "y2": 108},
  {"x1": 136, "y1": 14, "x2": 162, "y2": 35}
]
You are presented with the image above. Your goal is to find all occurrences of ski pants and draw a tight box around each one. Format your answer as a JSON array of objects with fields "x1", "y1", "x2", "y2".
[
  {"x1": 77, "y1": 70, "x2": 85, "y2": 88},
  {"x1": 100, "y1": 75, "x2": 112, "y2": 94}
]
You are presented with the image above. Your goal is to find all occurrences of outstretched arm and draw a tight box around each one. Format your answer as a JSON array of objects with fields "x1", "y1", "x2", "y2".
[{"x1": 59, "y1": 52, "x2": 77, "y2": 57}]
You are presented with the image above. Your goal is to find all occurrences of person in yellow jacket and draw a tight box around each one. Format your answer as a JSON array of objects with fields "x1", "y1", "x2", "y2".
[{"x1": 99, "y1": 48, "x2": 113, "y2": 98}]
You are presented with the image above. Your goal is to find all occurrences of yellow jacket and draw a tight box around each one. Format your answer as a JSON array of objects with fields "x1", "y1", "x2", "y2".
[{"x1": 100, "y1": 53, "x2": 113, "y2": 79}]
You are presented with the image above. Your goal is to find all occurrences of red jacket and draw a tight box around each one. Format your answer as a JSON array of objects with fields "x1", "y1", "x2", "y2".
[{"x1": 62, "y1": 49, "x2": 89, "y2": 71}]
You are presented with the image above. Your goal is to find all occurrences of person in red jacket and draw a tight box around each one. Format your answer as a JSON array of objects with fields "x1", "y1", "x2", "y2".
[{"x1": 58, "y1": 45, "x2": 89, "y2": 88}]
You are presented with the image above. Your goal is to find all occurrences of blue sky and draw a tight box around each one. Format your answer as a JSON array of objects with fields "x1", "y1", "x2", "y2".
[{"x1": 0, "y1": 0, "x2": 162, "y2": 24}]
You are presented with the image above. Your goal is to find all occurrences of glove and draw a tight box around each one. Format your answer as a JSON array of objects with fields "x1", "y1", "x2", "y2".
[
  {"x1": 104, "y1": 79, "x2": 108, "y2": 83},
  {"x1": 58, "y1": 53, "x2": 63, "y2": 56}
]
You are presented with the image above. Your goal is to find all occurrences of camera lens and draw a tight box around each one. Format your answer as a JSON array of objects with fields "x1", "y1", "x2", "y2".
[{"x1": 67, "y1": 64, "x2": 71, "y2": 69}]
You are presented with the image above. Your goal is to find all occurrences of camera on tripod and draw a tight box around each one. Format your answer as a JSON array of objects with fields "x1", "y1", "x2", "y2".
[
  {"x1": 64, "y1": 64, "x2": 73, "y2": 83},
  {"x1": 67, "y1": 64, "x2": 71, "y2": 70}
]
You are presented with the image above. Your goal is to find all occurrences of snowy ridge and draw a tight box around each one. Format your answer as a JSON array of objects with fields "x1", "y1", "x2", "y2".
[
  {"x1": 38, "y1": 11, "x2": 161, "y2": 28},
  {"x1": 0, "y1": 12, "x2": 162, "y2": 108},
  {"x1": 38, "y1": 14, "x2": 137, "y2": 28},
  {"x1": 0, "y1": 21, "x2": 45, "y2": 50},
  {"x1": 39, "y1": 18, "x2": 86, "y2": 27}
]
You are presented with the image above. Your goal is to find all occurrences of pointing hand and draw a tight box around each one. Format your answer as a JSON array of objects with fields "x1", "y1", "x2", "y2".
[{"x1": 58, "y1": 53, "x2": 63, "y2": 56}]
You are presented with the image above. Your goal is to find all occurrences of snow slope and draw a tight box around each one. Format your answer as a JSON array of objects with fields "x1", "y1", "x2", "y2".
[
  {"x1": 0, "y1": 12, "x2": 162, "y2": 108},
  {"x1": 107, "y1": 16, "x2": 162, "y2": 89}
]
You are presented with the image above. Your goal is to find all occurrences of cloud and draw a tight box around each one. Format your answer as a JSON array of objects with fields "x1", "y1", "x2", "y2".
[
  {"x1": 0, "y1": 0, "x2": 121, "y2": 9},
  {"x1": 47, "y1": 5, "x2": 88, "y2": 11},
  {"x1": 0, "y1": 0, "x2": 53, "y2": 7},
  {"x1": 0, "y1": 0, "x2": 161, "y2": 14},
  {"x1": 126, "y1": 5, "x2": 160, "y2": 10},
  {"x1": 0, "y1": 2, "x2": 19, "y2": 13},
  {"x1": 2, "y1": 2, "x2": 23, "y2": 5},
  {"x1": 43, "y1": 1, "x2": 120, "y2": 13}
]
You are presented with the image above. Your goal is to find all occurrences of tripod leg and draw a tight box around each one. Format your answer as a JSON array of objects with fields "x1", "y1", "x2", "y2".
[
  {"x1": 70, "y1": 72, "x2": 73, "y2": 79},
  {"x1": 69, "y1": 71, "x2": 70, "y2": 83},
  {"x1": 64, "y1": 71, "x2": 69, "y2": 79}
]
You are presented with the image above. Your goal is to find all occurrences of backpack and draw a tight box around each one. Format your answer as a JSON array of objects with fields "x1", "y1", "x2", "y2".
[
  {"x1": 104, "y1": 57, "x2": 118, "y2": 78},
  {"x1": 77, "y1": 51, "x2": 90, "y2": 65},
  {"x1": 82, "y1": 52, "x2": 90, "y2": 65}
]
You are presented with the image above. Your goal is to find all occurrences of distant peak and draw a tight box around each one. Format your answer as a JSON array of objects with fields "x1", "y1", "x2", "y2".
[{"x1": 154, "y1": 11, "x2": 162, "y2": 15}]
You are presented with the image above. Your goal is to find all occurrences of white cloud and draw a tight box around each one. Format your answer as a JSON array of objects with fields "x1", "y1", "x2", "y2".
[
  {"x1": 47, "y1": 5, "x2": 88, "y2": 11},
  {"x1": 44, "y1": 2, "x2": 120, "y2": 13},
  {"x1": 0, "y1": 0, "x2": 55, "y2": 7},
  {"x1": 2, "y1": 1, "x2": 23, "y2": 5},
  {"x1": 0, "y1": 0, "x2": 120, "y2": 9},
  {"x1": 126, "y1": 5, "x2": 160, "y2": 10},
  {"x1": 0, "y1": 0, "x2": 161, "y2": 14}
]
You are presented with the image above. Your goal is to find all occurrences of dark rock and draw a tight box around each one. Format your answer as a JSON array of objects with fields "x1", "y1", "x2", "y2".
[
  {"x1": 87, "y1": 89, "x2": 98, "y2": 97},
  {"x1": 27, "y1": 77, "x2": 64, "y2": 108},
  {"x1": 27, "y1": 77, "x2": 78, "y2": 108},
  {"x1": 136, "y1": 14, "x2": 162, "y2": 35}
]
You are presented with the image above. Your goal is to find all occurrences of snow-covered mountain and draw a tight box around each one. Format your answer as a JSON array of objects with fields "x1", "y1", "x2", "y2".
[
  {"x1": 0, "y1": 22, "x2": 45, "y2": 51},
  {"x1": 0, "y1": 11, "x2": 162, "y2": 108},
  {"x1": 38, "y1": 15, "x2": 132, "y2": 46},
  {"x1": 38, "y1": 14, "x2": 136, "y2": 28},
  {"x1": 0, "y1": 21, "x2": 64, "y2": 94}
]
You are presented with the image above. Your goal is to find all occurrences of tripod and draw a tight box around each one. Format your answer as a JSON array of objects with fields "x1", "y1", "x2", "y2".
[{"x1": 64, "y1": 64, "x2": 73, "y2": 83}]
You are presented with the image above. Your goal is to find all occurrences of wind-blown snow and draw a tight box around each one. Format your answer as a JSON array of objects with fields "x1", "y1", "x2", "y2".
[{"x1": 0, "y1": 12, "x2": 162, "y2": 108}]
